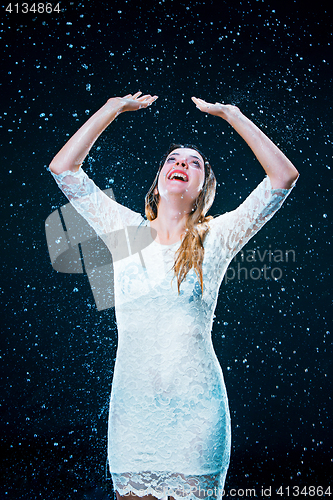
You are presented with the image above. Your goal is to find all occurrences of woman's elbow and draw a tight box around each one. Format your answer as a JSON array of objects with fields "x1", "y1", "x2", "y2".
[
  {"x1": 49, "y1": 159, "x2": 80, "y2": 175},
  {"x1": 49, "y1": 160, "x2": 59, "y2": 174},
  {"x1": 270, "y1": 166, "x2": 299, "y2": 190}
]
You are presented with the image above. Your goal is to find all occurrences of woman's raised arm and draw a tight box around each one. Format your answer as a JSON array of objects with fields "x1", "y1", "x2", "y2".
[
  {"x1": 191, "y1": 97, "x2": 299, "y2": 189},
  {"x1": 49, "y1": 92, "x2": 158, "y2": 175}
]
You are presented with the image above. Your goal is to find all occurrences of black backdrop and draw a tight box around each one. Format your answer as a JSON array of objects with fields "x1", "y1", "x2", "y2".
[{"x1": 1, "y1": 0, "x2": 332, "y2": 499}]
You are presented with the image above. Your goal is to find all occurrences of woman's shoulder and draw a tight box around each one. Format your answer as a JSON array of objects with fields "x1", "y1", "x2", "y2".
[{"x1": 51, "y1": 166, "x2": 145, "y2": 235}]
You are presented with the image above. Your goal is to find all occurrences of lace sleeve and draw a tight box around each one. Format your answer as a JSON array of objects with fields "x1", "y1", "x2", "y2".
[
  {"x1": 208, "y1": 176, "x2": 297, "y2": 261},
  {"x1": 49, "y1": 167, "x2": 144, "y2": 236}
]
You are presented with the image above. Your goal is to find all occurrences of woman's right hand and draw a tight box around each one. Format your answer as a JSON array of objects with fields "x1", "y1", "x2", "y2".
[{"x1": 109, "y1": 92, "x2": 158, "y2": 113}]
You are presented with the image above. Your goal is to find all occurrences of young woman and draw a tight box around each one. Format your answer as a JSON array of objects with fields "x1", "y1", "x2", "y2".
[{"x1": 49, "y1": 92, "x2": 299, "y2": 500}]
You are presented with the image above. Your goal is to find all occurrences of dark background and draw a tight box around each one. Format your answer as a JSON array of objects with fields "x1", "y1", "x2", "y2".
[{"x1": 1, "y1": 0, "x2": 332, "y2": 498}]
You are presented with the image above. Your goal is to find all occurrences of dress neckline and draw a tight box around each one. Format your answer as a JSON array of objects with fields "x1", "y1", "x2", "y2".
[{"x1": 147, "y1": 221, "x2": 182, "y2": 248}]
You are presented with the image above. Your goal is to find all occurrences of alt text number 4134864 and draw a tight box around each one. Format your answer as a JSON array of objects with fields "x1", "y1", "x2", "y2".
[
  {"x1": 276, "y1": 485, "x2": 331, "y2": 496},
  {"x1": 5, "y1": 3, "x2": 61, "y2": 14}
]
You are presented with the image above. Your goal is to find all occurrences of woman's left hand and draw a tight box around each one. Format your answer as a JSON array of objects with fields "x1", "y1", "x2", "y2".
[{"x1": 191, "y1": 96, "x2": 240, "y2": 122}]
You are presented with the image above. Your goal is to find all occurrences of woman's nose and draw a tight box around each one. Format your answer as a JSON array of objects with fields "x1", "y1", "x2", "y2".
[{"x1": 176, "y1": 160, "x2": 187, "y2": 168}]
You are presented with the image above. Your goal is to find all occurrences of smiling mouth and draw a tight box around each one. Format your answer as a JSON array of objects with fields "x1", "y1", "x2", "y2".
[{"x1": 168, "y1": 170, "x2": 189, "y2": 182}]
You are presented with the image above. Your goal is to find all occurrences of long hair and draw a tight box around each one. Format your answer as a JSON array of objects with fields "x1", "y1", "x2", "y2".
[{"x1": 145, "y1": 144, "x2": 216, "y2": 293}]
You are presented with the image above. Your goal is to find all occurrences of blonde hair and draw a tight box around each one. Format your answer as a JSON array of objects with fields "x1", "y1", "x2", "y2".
[{"x1": 145, "y1": 144, "x2": 216, "y2": 294}]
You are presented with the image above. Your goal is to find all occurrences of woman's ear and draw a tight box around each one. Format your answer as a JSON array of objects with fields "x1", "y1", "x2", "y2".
[{"x1": 153, "y1": 186, "x2": 159, "y2": 195}]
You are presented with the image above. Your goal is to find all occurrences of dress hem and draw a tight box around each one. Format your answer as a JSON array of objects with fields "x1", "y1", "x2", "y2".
[
  {"x1": 111, "y1": 469, "x2": 226, "y2": 500},
  {"x1": 114, "y1": 486, "x2": 223, "y2": 500}
]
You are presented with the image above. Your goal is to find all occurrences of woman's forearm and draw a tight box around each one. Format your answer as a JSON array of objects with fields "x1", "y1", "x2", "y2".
[
  {"x1": 49, "y1": 92, "x2": 158, "y2": 175},
  {"x1": 226, "y1": 107, "x2": 299, "y2": 189},
  {"x1": 49, "y1": 98, "x2": 124, "y2": 175},
  {"x1": 191, "y1": 97, "x2": 299, "y2": 189}
]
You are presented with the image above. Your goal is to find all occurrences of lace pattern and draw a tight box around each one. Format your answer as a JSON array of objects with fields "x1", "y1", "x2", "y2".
[
  {"x1": 50, "y1": 168, "x2": 144, "y2": 237},
  {"x1": 50, "y1": 168, "x2": 296, "y2": 499},
  {"x1": 112, "y1": 470, "x2": 226, "y2": 500}
]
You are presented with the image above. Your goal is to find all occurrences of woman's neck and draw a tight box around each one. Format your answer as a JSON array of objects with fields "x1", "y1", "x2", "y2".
[{"x1": 150, "y1": 198, "x2": 191, "y2": 245}]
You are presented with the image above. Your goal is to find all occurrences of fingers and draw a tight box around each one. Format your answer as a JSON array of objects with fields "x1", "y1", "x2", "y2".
[
  {"x1": 191, "y1": 96, "x2": 203, "y2": 106},
  {"x1": 192, "y1": 96, "x2": 211, "y2": 106},
  {"x1": 191, "y1": 96, "x2": 212, "y2": 111},
  {"x1": 137, "y1": 94, "x2": 159, "y2": 107},
  {"x1": 123, "y1": 92, "x2": 156, "y2": 101},
  {"x1": 191, "y1": 97, "x2": 202, "y2": 109},
  {"x1": 119, "y1": 92, "x2": 159, "y2": 113},
  {"x1": 121, "y1": 92, "x2": 158, "y2": 106},
  {"x1": 138, "y1": 94, "x2": 158, "y2": 101},
  {"x1": 146, "y1": 95, "x2": 159, "y2": 105},
  {"x1": 122, "y1": 91, "x2": 143, "y2": 99}
]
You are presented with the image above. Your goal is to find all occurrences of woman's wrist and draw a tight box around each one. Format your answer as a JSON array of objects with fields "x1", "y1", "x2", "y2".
[
  {"x1": 104, "y1": 97, "x2": 126, "y2": 116},
  {"x1": 220, "y1": 104, "x2": 244, "y2": 125}
]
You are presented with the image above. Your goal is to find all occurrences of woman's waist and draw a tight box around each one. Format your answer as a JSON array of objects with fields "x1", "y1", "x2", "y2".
[
  {"x1": 112, "y1": 352, "x2": 225, "y2": 394},
  {"x1": 115, "y1": 336, "x2": 217, "y2": 367}
]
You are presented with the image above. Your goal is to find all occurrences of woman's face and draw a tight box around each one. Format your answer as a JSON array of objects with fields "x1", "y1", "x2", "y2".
[{"x1": 156, "y1": 148, "x2": 205, "y2": 206}]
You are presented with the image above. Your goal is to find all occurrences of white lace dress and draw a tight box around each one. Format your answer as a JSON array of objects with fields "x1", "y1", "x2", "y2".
[{"x1": 50, "y1": 168, "x2": 295, "y2": 499}]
